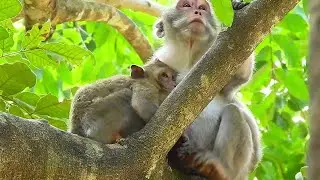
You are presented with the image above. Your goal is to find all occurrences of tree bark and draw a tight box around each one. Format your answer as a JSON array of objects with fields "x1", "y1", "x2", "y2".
[
  {"x1": 93, "y1": 0, "x2": 165, "y2": 17},
  {"x1": 24, "y1": 0, "x2": 153, "y2": 61},
  {"x1": 1, "y1": 0, "x2": 300, "y2": 179},
  {"x1": 308, "y1": 0, "x2": 320, "y2": 179}
]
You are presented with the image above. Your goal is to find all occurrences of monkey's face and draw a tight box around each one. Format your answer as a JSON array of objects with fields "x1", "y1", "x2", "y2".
[
  {"x1": 176, "y1": 0, "x2": 211, "y2": 34},
  {"x1": 159, "y1": 0, "x2": 217, "y2": 41},
  {"x1": 156, "y1": 68, "x2": 177, "y2": 92}
]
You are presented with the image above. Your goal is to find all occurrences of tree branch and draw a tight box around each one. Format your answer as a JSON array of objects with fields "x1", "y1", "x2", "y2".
[
  {"x1": 308, "y1": 0, "x2": 320, "y2": 179},
  {"x1": 23, "y1": 0, "x2": 153, "y2": 61},
  {"x1": 93, "y1": 0, "x2": 165, "y2": 17},
  {"x1": 2, "y1": 0, "x2": 300, "y2": 179}
]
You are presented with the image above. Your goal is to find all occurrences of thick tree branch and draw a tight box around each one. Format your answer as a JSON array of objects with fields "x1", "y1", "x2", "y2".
[
  {"x1": 2, "y1": 0, "x2": 300, "y2": 179},
  {"x1": 93, "y1": 0, "x2": 165, "y2": 17},
  {"x1": 0, "y1": 113, "x2": 175, "y2": 179},
  {"x1": 23, "y1": 0, "x2": 153, "y2": 61},
  {"x1": 308, "y1": 0, "x2": 320, "y2": 179}
]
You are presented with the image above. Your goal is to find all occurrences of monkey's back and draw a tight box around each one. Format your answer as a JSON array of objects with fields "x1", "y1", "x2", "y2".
[{"x1": 69, "y1": 75, "x2": 135, "y2": 136}]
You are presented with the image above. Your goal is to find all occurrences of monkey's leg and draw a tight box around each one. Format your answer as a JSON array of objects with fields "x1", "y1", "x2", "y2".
[
  {"x1": 83, "y1": 89, "x2": 132, "y2": 144},
  {"x1": 188, "y1": 104, "x2": 253, "y2": 180}
]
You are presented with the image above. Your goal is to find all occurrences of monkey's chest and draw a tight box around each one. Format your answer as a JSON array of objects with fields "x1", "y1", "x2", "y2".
[{"x1": 186, "y1": 95, "x2": 227, "y2": 149}]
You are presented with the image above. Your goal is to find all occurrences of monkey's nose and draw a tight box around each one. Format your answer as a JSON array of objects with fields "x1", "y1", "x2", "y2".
[{"x1": 194, "y1": 11, "x2": 202, "y2": 15}]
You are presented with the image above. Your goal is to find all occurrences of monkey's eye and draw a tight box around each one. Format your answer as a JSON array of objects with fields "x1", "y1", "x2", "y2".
[
  {"x1": 183, "y1": 3, "x2": 191, "y2": 7},
  {"x1": 199, "y1": 5, "x2": 206, "y2": 11},
  {"x1": 161, "y1": 72, "x2": 169, "y2": 78}
]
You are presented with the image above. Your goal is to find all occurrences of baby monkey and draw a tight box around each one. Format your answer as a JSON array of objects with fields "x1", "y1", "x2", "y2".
[{"x1": 69, "y1": 59, "x2": 177, "y2": 143}]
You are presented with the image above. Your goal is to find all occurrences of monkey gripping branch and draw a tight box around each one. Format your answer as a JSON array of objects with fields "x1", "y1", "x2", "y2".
[{"x1": 0, "y1": 0, "x2": 299, "y2": 179}]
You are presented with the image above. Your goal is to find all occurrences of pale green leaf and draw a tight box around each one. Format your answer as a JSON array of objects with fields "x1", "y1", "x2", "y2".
[
  {"x1": 24, "y1": 49, "x2": 58, "y2": 67},
  {"x1": 275, "y1": 69, "x2": 309, "y2": 101},
  {"x1": 14, "y1": 92, "x2": 40, "y2": 112},
  {"x1": 211, "y1": 0, "x2": 234, "y2": 26},
  {"x1": 15, "y1": 92, "x2": 40, "y2": 107},
  {"x1": 8, "y1": 104, "x2": 25, "y2": 117},
  {"x1": 0, "y1": 98, "x2": 6, "y2": 111},
  {"x1": 0, "y1": 26, "x2": 9, "y2": 40},
  {"x1": 0, "y1": 62, "x2": 36, "y2": 95},
  {"x1": 0, "y1": 34, "x2": 13, "y2": 52},
  {"x1": 41, "y1": 43, "x2": 92, "y2": 65},
  {"x1": 0, "y1": 0, "x2": 22, "y2": 21},
  {"x1": 33, "y1": 94, "x2": 70, "y2": 119},
  {"x1": 0, "y1": 19, "x2": 15, "y2": 31},
  {"x1": 21, "y1": 22, "x2": 51, "y2": 50},
  {"x1": 300, "y1": 166, "x2": 308, "y2": 178}
]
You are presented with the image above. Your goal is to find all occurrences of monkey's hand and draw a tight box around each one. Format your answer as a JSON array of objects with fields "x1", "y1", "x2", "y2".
[
  {"x1": 185, "y1": 151, "x2": 229, "y2": 180},
  {"x1": 232, "y1": 0, "x2": 249, "y2": 10},
  {"x1": 167, "y1": 135, "x2": 199, "y2": 174}
]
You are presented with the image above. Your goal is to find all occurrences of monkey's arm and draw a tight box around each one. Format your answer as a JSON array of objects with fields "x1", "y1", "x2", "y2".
[
  {"x1": 221, "y1": 54, "x2": 254, "y2": 95},
  {"x1": 131, "y1": 82, "x2": 160, "y2": 123}
]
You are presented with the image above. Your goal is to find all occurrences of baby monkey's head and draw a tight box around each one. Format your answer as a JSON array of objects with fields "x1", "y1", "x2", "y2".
[{"x1": 130, "y1": 59, "x2": 177, "y2": 92}]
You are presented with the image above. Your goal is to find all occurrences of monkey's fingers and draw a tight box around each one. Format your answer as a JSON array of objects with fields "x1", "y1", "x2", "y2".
[{"x1": 232, "y1": 1, "x2": 249, "y2": 10}]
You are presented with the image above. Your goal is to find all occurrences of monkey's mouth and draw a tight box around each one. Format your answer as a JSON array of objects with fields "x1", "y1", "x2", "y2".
[{"x1": 189, "y1": 18, "x2": 204, "y2": 25}]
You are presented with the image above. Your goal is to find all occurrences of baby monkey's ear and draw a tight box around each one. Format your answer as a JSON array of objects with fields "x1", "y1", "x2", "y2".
[
  {"x1": 130, "y1": 65, "x2": 145, "y2": 79},
  {"x1": 153, "y1": 20, "x2": 165, "y2": 38}
]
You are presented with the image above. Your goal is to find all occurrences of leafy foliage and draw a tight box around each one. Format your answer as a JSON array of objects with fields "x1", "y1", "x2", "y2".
[{"x1": 0, "y1": 0, "x2": 310, "y2": 179}]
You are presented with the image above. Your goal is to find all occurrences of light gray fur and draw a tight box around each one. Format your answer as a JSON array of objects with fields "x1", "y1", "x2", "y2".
[
  {"x1": 153, "y1": 1, "x2": 261, "y2": 179},
  {"x1": 69, "y1": 60, "x2": 176, "y2": 144}
]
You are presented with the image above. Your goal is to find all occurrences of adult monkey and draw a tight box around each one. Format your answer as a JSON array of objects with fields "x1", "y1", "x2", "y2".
[{"x1": 153, "y1": 0, "x2": 262, "y2": 179}]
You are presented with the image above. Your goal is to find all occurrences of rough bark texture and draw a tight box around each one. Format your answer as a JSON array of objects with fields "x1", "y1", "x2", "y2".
[
  {"x1": 308, "y1": 0, "x2": 320, "y2": 179},
  {"x1": 0, "y1": 113, "x2": 176, "y2": 179},
  {"x1": 93, "y1": 0, "x2": 165, "y2": 17},
  {"x1": 1, "y1": 0, "x2": 299, "y2": 179},
  {"x1": 24, "y1": 0, "x2": 153, "y2": 61}
]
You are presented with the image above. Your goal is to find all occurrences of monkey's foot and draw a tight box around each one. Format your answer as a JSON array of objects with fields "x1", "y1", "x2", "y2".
[{"x1": 187, "y1": 151, "x2": 228, "y2": 180}]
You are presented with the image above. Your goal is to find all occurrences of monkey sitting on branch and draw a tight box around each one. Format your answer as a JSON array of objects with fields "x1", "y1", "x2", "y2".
[
  {"x1": 152, "y1": 0, "x2": 262, "y2": 179},
  {"x1": 69, "y1": 59, "x2": 177, "y2": 144}
]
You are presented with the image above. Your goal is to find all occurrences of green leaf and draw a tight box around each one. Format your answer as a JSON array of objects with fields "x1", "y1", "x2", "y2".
[
  {"x1": 41, "y1": 43, "x2": 92, "y2": 65},
  {"x1": 273, "y1": 35, "x2": 302, "y2": 68},
  {"x1": 13, "y1": 92, "x2": 40, "y2": 112},
  {"x1": 0, "y1": 33, "x2": 13, "y2": 52},
  {"x1": 211, "y1": 0, "x2": 234, "y2": 26},
  {"x1": 15, "y1": 92, "x2": 40, "y2": 107},
  {"x1": 0, "y1": 62, "x2": 36, "y2": 95},
  {"x1": 0, "y1": 0, "x2": 22, "y2": 21},
  {"x1": 0, "y1": 19, "x2": 15, "y2": 31},
  {"x1": 46, "y1": 116, "x2": 68, "y2": 130},
  {"x1": 1, "y1": 54, "x2": 27, "y2": 64},
  {"x1": 0, "y1": 98, "x2": 6, "y2": 111},
  {"x1": 302, "y1": 0, "x2": 309, "y2": 15},
  {"x1": 24, "y1": 49, "x2": 58, "y2": 67},
  {"x1": 300, "y1": 166, "x2": 308, "y2": 178},
  {"x1": 275, "y1": 69, "x2": 309, "y2": 101},
  {"x1": 33, "y1": 94, "x2": 70, "y2": 119},
  {"x1": 9, "y1": 104, "x2": 25, "y2": 118},
  {"x1": 279, "y1": 13, "x2": 308, "y2": 33},
  {"x1": 0, "y1": 26, "x2": 9, "y2": 40},
  {"x1": 21, "y1": 22, "x2": 51, "y2": 50}
]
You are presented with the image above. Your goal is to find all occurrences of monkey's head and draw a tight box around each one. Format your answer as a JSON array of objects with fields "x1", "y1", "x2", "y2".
[
  {"x1": 154, "y1": 0, "x2": 218, "y2": 42},
  {"x1": 131, "y1": 60, "x2": 177, "y2": 92}
]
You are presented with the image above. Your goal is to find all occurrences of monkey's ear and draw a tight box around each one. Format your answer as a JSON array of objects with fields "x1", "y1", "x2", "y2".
[
  {"x1": 154, "y1": 20, "x2": 165, "y2": 38},
  {"x1": 130, "y1": 65, "x2": 145, "y2": 79}
]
